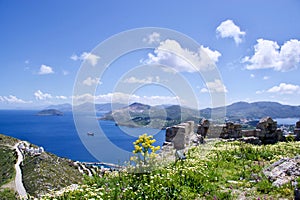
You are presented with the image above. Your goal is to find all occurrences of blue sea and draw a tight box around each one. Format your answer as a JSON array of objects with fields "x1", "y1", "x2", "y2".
[{"x1": 0, "y1": 110, "x2": 165, "y2": 163}]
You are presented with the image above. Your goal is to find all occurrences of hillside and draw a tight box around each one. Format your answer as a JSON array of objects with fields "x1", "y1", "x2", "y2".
[
  {"x1": 201, "y1": 101, "x2": 300, "y2": 120},
  {"x1": 100, "y1": 101, "x2": 300, "y2": 128},
  {"x1": 0, "y1": 134, "x2": 84, "y2": 198},
  {"x1": 42, "y1": 140, "x2": 300, "y2": 199},
  {"x1": 101, "y1": 102, "x2": 200, "y2": 128}
]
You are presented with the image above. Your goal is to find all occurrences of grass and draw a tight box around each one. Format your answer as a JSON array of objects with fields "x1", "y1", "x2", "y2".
[
  {"x1": 0, "y1": 188, "x2": 17, "y2": 200},
  {"x1": 42, "y1": 140, "x2": 300, "y2": 199},
  {"x1": 21, "y1": 152, "x2": 84, "y2": 198},
  {"x1": 0, "y1": 146, "x2": 16, "y2": 187}
]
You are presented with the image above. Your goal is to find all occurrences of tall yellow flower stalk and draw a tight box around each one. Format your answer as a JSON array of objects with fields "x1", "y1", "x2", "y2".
[{"x1": 131, "y1": 133, "x2": 160, "y2": 165}]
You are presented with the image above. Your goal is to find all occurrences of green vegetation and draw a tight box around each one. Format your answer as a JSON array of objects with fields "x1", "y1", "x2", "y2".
[
  {"x1": 43, "y1": 140, "x2": 300, "y2": 199},
  {"x1": 21, "y1": 152, "x2": 84, "y2": 197},
  {"x1": 0, "y1": 146, "x2": 16, "y2": 187},
  {"x1": 0, "y1": 134, "x2": 17, "y2": 187},
  {"x1": 129, "y1": 133, "x2": 160, "y2": 173},
  {"x1": 0, "y1": 188, "x2": 17, "y2": 200},
  {"x1": 0, "y1": 133, "x2": 19, "y2": 146},
  {"x1": 102, "y1": 103, "x2": 200, "y2": 128}
]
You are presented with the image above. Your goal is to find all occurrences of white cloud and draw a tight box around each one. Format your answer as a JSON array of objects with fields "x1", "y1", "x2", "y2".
[
  {"x1": 56, "y1": 95, "x2": 67, "y2": 100},
  {"x1": 0, "y1": 95, "x2": 32, "y2": 104},
  {"x1": 255, "y1": 90, "x2": 264, "y2": 94},
  {"x1": 243, "y1": 39, "x2": 300, "y2": 72},
  {"x1": 123, "y1": 76, "x2": 160, "y2": 84},
  {"x1": 38, "y1": 64, "x2": 54, "y2": 75},
  {"x1": 73, "y1": 92, "x2": 179, "y2": 106},
  {"x1": 143, "y1": 32, "x2": 161, "y2": 44},
  {"x1": 82, "y1": 77, "x2": 101, "y2": 86},
  {"x1": 216, "y1": 19, "x2": 246, "y2": 45},
  {"x1": 202, "y1": 79, "x2": 228, "y2": 93},
  {"x1": 263, "y1": 76, "x2": 270, "y2": 80},
  {"x1": 250, "y1": 74, "x2": 255, "y2": 78},
  {"x1": 145, "y1": 39, "x2": 221, "y2": 73},
  {"x1": 200, "y1": 88, "x2": 209, "y2": 93},
  {"x1": 70, "y1": 52, "x2": 100, "y2": 66},
  {"x1": 34, "y1": 90, "x2": 53, "y2": 100},
  {"x1": 267, "y1": 83, "x2": 300, "y2": 94}
]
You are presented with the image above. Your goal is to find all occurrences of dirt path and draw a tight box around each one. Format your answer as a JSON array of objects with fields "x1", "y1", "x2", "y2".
[{"x1": 14, "y1": 142, "x2": 27, "y2": 199}]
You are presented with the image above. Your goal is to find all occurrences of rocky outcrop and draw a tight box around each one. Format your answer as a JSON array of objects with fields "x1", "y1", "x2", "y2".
[{"x1": 263, "y1": 156, "x2": 300, "y2": 187}]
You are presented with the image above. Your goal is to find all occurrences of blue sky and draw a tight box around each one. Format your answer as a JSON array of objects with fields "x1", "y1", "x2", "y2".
[{"x1": 1, "y1": 0, "x2": 300, "y2": 109}]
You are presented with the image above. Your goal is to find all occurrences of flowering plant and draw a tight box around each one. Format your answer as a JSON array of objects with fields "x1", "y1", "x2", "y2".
[{"x1": 130, "y1": 133, "x2": 160, "y2": 172}]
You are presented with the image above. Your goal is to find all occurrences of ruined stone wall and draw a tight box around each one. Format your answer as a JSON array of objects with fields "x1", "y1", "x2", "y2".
[
  {"x1": 165, "y1": 121, "x2": 194, "y2": 150},
  {"x1": 219, "y1": 122, "x2": 242, "y2": 139}
]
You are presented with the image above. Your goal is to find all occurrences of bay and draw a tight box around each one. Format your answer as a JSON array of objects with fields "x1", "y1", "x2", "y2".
[
  {"x1": 0, "y1": 110, "x2": 165, "y2": 163},
  {"x1": 275, "y1": 118, "x2": 299, "y2": 125}
]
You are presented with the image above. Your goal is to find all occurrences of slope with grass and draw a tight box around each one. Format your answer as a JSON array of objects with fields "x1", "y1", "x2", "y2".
[
  {"x1": 43, "y1": 140, "x2": 300, "y2": 199},
  {"x1": 0, "y1": 134, "x2": 85, "y2": 198}
]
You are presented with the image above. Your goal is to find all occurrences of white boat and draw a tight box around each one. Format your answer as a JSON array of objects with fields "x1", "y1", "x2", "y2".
[{"x1": 87, "y1": 132, "x2": 94, "y2": 136}]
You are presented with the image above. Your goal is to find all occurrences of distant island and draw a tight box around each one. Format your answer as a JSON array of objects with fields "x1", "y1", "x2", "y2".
[{"x1": 37, "y1": 109, "x2": 63, "y2": 116}]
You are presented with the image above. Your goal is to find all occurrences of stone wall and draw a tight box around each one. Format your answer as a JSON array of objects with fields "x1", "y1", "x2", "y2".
[
  {"x1": 294, "y1": 120, "x2": 300, "y2": 140},
  {"x1": 196, "y1": 119, "x2": 209, "y2": 138},
  {"x1": 219, "y1": 122, "x2": 242, "y2": 139},
  {"x1": 256, "y1": 117, "x2": 283, "y2": 144},
  {"x1": 165, "y1": 121, "x2": 194, "y2": 150}
]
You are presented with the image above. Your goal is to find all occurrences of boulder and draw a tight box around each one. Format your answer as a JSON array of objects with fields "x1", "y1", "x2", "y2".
[{"x1": 263, "y1": 156, "x2": 300, "y2": 187}]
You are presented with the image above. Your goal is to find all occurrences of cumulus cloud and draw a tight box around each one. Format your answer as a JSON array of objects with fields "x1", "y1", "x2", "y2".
[
  {"x1": 250, "y1": 74, "x2": 255, "y2": 78},
  {"x1": 0, "y1": 95, "x2": 32, "y2": 104},
  {"x1": 145, "y1": 39, "x2": 221, "y2": 72},
  {"x1": 143, "y1": 32, "x2": 161, "y2": 44},
  {"x1": 123, "y1": 76, "x2": 160, "y2": 84},
  {"x1": 34, "y1": 90, "x2": 53, "y2": 100},
  {"x1": 82, "y1": 77, "x2": 101, "y2": 86},
  {"x1": 243, "y1": 39, "x2": 300, "y2": 72},
  {"x1": 216, "y1": 19, "x2": 246, "y2": 45},
  {"x1": 267, "y1": 83, "x2": 300, "y2": 94},
  {"x1": 263, "y1": 76, "x2": 270, "y2": 80},
  {"x1": 201, "y1": 79, "x2": 228, "y2": 93},
  {"x1": 72, "y1": 92, "x2": 179, "y2": 106},
  {"x1": 38, "y1": 64, "x2": 54, "y2": 75},
  {"x1": 70, "y1": 52, "x2": 100, "y2": 66}
]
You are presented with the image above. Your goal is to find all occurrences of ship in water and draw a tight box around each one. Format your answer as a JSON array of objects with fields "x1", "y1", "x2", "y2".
[{"x1": 87, "y1": 132, "x2": 94, "y2": 136}]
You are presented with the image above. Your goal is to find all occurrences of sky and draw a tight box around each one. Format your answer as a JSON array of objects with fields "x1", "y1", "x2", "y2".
[{"x1": 1, "y1": 0, "x2": 300, "y2": 109}]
